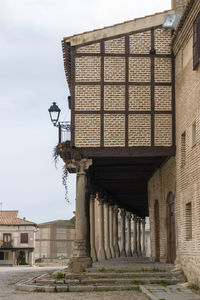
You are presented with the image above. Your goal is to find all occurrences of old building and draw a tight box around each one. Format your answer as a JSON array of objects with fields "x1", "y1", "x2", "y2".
[
  {"x1": 35, "y1": 218, "x2": 75, "y2": 260},
  {"x1": 0, "y1": 211, "x2": 37, "y2": 265},
  {"x1": 54, "y1": 0, "x2": 200, "y2": 287}
]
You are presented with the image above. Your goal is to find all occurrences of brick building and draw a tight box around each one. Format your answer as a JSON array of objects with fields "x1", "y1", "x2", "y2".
[
  {"x1": 0, "y1": 211, "x2": 36, "y2": 265},
  {"x1": 35, "y1": 218, "x2": 75, "y2": 260},
  {"x1": 55, "y1": 0, "x2": 200, "y2": 286}
]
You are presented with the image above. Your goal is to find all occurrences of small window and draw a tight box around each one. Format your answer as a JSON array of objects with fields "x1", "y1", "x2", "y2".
[
  {"x1": 192, "y1": 121, "x2": 196, "y2": 146},
  {"x1": 193, "y1": 13, "x2": 200, "y2": 70},
  {"x1": 3, "y1": 234, "x2": 11, "y2": 243},
  {"x1": 20, "y1": 233, "x2": 28, "y2": 244},
  {"x1": 186, "y1": 202, "x2": 192, "y2": 240},
  {"x1": 0, "y1": 252, "x2": 4, "y2": 260},
  {"x1": 4, "y1": 252, "x2": 8, "y2": 260},
  {"x1": 181, "y1": 132, "x2": 186, "y2": 166}
]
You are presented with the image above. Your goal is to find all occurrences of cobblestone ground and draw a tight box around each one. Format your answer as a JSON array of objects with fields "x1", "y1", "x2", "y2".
[{"x1": 0, "y1": 266, "x2": 148, "y2": 300}]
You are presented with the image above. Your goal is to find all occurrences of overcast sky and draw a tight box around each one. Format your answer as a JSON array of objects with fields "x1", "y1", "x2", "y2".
[{"x1": 0, "y1": 0, "x2": 171, "y2": 224}]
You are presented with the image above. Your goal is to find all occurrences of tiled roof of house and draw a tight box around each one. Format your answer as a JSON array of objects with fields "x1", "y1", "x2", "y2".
[
  {"x1": 172, "y1": 0, "x2": 195, "y2": 44},
  {"x1": 0, "y1": 211, "x2": 36, "y2": 226},
  {"x1": 63, "y1": 8, "x2": 172, "y2": 42},
  {"x1": 38, "y1": 219, "x2": 75, "y2": 227}
]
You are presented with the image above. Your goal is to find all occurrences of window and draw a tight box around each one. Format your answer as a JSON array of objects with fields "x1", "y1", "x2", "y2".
[
  {"x1": 193, "y1": 13, "x2": 200, "y2": 70},
  {"x1": 186, "y1": 202, "x2": 192, "y2": 240},
  {"x1": 3, "y1": 234, "x2": 11, "y2": 244},
  {"x1": 20, "y1": 233, "x2": 28, "y2": 244},
  {"x1": 181, "y1": 132, "x2": 186, "y2": 166},
  {"x1": 192, "y1": 121, "x2": 196, "y2": 146},
  {"x1": 0, "y1": 252, "x2": 4, "y2": 260}
]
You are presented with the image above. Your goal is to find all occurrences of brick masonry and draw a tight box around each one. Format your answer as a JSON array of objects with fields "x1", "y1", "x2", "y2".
[
  {"x1": 105, "y1": 37, "x2": 125, "y2": 54},
  {"x1": 155, "y1": 114, "x2": 172, "y2": 146},
  {"x1": 104, "y1": 85, "x2": 125, "y2": 111},
  {"x1": 154, "y1": 86, "x2": 172, "y2": 111},
  {"x1": 75, "y1": 114, "x2": 101, "y2": 147},
  {"x1": 129, "y1": 31, "x2": 151, "y2": 54},
  {"x1": 104, "y1": 57, "x2": 125, "y2": 82},
  {"x1": 129, "y1": 86, "x2": 151, "y2": 111},
  {"x1": 104, "y1": 114, "x2": 125, "y2": 147},
  {"x1": 128, "y1": 114, "x2": 151, "y2": 146},
  {"x1": 76, "y1": 43, "x2": 100, "y2": 53},
  {"x1": 129, "y1": 57, "x2": 151, "y2": 82},
  {"x1": 73, "y1": 27, "x2": 173, "y2": 148},
  {"x1": 75, "y1": 85, "x2": 101, "y2": 111},
  {"x1": 75, "y1": 56, "x2": 101, "y2": 82},
  {"x1": 155, "y1": 57, "x2": 172, "y2": 82},
  {"x1": 154, "y1": 28, "x2": 171, "y2": 54},
  {"x1": 148, "y1": 157, "x2": 176, "y2": 262}
]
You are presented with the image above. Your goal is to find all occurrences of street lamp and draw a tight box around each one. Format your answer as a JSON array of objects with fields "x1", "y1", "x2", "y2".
[
  {"x1": 48, "y1": 102, "x2": 71, "y2": 143},
  {"x1": 48, "y1": 102, "x2": 61, "y2": 126}
]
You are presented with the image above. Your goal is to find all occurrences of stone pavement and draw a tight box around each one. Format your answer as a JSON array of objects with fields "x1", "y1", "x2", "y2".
[
  {"x1": 0, "y1": 266, "x2": 147, "y2": 300},
  {"x1": 141, "y1": 284, "x2": 200, "y2": 300}
]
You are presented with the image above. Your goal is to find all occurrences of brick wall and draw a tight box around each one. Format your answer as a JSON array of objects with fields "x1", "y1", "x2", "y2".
[
  {"x1": 76, "y1": 43, "x2": 100, "y2": 53},
  {"x1": 75, "y1": 85, "x2": 101, "y2": 111},
  {"x1": 104, "y1": 57, "x2": 125, "y2": 82},
  {"x1": 75, "y1": 56, "x2": 101, "y2": 82},
  {"x1": 155, "y1": 86, "x2": 172, "y2": 111},
  {"x1": 105, "y1": 37, "x2": 125, "y2": 54},
  {"x1": 129, "y1": 31, "x2": 151, "y2": 54},
  {"x1": 175, "y1": 31, "x2": 200, "y2": 286},
  {"x1": 129, "y1": 57, "x2": 151, "y2": 82},
  {"x1": 154, "y1": 28, "x2": 171, "y2": 54},
  {"x1": 73, "y1": 26, "x2": 173, "y2": 148},
  {"x1": 155, "y1": 58, "x2": 172, "y2": 82},
  {"x1": 129, "y1": 86, "x2": 151, "y2": 111},
  {"x1": 75, "y1": 114, "x2": 101, "y2": 147},
  {"x1": 104, "y1": 114, "x2": 125, "y2": 147},
  {"x1": 129, "y1": 114, "x2": 151, "y2": 146},
  {"x1": 104, "y1": 85, "x2": 125, "y2": 110},
  {"x1": 148, "y1": 157, "x2": 176, "y2": 262},
  {"x1": 155, "y1": 115, "x2": 172, "y2": 146}
]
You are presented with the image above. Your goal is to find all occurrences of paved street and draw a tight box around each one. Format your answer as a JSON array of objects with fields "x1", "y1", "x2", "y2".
[{"x1": 0, "y1": 266, "x2": 148, "y2": 300}]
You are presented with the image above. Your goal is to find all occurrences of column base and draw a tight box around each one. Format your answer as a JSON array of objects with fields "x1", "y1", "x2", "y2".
[
  {"x1": 110, "y1": 246, "x2": 115, "y2": 258},
  {"x1": 120, "y1": 249, "x2": 126, "y2": 257},
  {"x1": 105, "y1": 247, "x2": 112, "y2": 259},
  {"x1": 68, "y1": 257, "x2": 92, "y2": 273},
  {"x1": 98, "y1": 247, "x2": 106, "y2": 261},
  {"x1": 126, "y1": 250, "x2": 132, "y2": 257},
  {"x1": 114, "y1": 244, "x2": 120, "y2": 257},
  {"x1": 90, "y1": 248, "x2": 98, "y2": 262}
]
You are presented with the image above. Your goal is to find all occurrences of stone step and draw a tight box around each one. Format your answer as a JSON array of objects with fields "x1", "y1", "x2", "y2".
[{"x1": 64, "y1": 271, "x2": 180, "y2": 279}]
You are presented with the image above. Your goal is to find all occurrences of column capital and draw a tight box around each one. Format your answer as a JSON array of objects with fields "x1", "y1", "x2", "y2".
[
  {"x1": 120, "y1": 208, "x2": 126, "y2": 217},
  {"x1": 141, "y1": 218, "x2": 146, "y2": 225},
  {"x1": 66, "y1": 158, "x2": 92, "y2": 174},
  {"x1": 97, "y1": 194, "x2": 104, "y2": 205},
  {"x1": 126, "y1": 211, "x2": 132, "y2": 220},
  {"x1": 133, "y1": 214, "x2": 138, "y2": 222},
  {"x1": 113, "y1": 205, "x2": 119, "y2": 213},
  {"x1": 90, "y1": 194, "x2": 96, "y2": 202}
]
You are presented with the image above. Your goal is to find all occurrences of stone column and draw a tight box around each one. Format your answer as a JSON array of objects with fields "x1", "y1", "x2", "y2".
[
  {"x1": 90, "y1": 194, "x2": 97, "y2": 262},
  {"x1": 109, "y1": 205, "x2": 115, "y2": 258},
  {"x1": 142, "y1": 218, "x2": 146, "y2": 256},
  {"x1": 98, "y1": 197, "x2": 106, "y2": 261},
  {"x1": 120, "y1": 209, "x2": 126, "y2": 257},
  {"x1": 29, "y1": 251, "x2": 34, "y2": 266},
  {"x1": 133, "y1": 214, "x2": 138, "y2": 256},
  {"x1": 113, "y1": 205, "x2": 120, "y2": 257},
  {"x1": 69, "y1": 159, "x2": 93, "y2": 272},
  {"x1": 138, "y1": 217, "x2": 142, "y2": 256},
  {"x1": 126, "y1": 212, "x2": 132, "y2": 257},
  {"x1": 104, "y1": 202, "x2": 112, "y2": 259},
  {"x1": 12, "y1": 251, "x2": 16, "y2": 266}
]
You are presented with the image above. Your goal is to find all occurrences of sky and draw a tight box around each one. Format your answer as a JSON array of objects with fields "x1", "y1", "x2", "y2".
[{"x1": 0, "y1": 0, "x2": 171, "y2": 224}]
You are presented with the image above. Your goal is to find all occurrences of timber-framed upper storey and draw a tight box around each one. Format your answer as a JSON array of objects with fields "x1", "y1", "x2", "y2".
[{"x1": 62, "y1": 22, "x2": 175, "y2": 158}]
